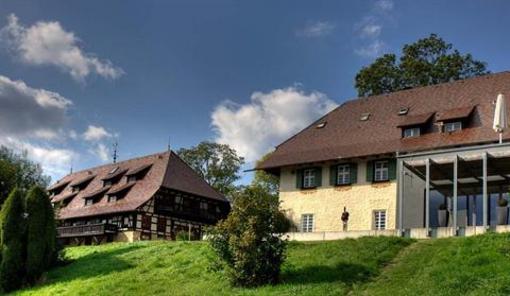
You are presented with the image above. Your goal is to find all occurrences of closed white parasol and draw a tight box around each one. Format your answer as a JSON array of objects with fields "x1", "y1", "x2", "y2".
[{"x1": 493, "y1": 93, "x2": 508, "y2": 144}]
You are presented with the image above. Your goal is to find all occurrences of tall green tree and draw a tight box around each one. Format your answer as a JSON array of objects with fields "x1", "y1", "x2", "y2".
[
  {"x1": 177, "y1": 142, "x2": 244, "y2": 198},
  {"x1": 0, "y1": 146, "x2": 50, "y2": 207},
  {"x1": 0, "y1": 188, "x2": 26, "y2": 292},
  {"x1": 25, "y1": 186, "x2": 57, "y2": 284},
  {"x1": 209, "y1": 185, "x2": 287, "y2": 287},
  {"x1": 355, "y1": 34, "x2": 489, "y2": 97},
  {"x1": 252, "y1": 152, "x2": 279, "y2": 197}
]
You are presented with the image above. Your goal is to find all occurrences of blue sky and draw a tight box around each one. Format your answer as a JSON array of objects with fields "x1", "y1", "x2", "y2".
[{"x1": 1, "y1": 0, "x2": 510, "y2": 183}]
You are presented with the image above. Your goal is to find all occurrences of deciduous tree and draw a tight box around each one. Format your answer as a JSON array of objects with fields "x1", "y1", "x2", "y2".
[
  {"x1": 355, "y1": 34, "x2": 489, "y2": 97},
  {"x1": 177, "y1": 142, "x2": 244, "y2": 198}
]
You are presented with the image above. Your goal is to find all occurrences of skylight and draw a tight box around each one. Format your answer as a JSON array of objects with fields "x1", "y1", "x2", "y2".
[
  {"x1": 316, "y1": 122, "x2": 327, "y2": 129},
  {"x1": 398, "y1": 107, "x2": 409, "y2": 115},
  {"x1": 360, "y1": 113, "x2": 370, "y2": 121}
]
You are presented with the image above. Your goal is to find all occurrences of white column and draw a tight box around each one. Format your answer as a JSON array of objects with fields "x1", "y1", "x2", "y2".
[
  {"x1": 483, "y1": 152, "x2": 488, "y2": 228},
  {"x1": 453, "y1": 156, "x2": 458, "y2": 233},
  {"x1": 397, "y1": 159, "x2": 404, "y2": 233},
  {"x1": 425, "y1": 158, "x2": 430, "y2": 235}
]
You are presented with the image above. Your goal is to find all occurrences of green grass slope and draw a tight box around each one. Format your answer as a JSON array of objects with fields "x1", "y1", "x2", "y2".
[
  {"x1": 14, "y1": 236, "x2": 410, "y2": 296},
  {"x1": 13, "y1": 233, "x2": 510, "y2": 296},
  {"x1": 356, "y1": 232, "x2": 510, "y2": 296}
]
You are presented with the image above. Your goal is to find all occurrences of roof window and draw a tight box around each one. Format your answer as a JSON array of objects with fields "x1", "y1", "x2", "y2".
[
  {"x1": 360, "y1": 113, "x2": 370, "y2": 121},
  {"x1": 398, "y1": 107, "x2": 409, "y2": 115},
  {"x1": 316, "y1": 122, "x2": 327, "y2": 129}
]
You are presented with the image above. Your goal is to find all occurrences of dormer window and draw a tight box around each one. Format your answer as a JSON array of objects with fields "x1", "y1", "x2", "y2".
[
  {"x1": 403, "y1": 127, "x2": 420, "y2": 138},
  {"x1": 85, "y1": 198, "x2": 94, "y2": 206},
  {"x1": 445, "y1": 121, "x2": 462, "y2": 133},
  {"x1": 127, "y1": 175, "x2": 137, "y2": 183},
  {"x1": 108, "y1": 195, "x2": 117, "y2": 203}
]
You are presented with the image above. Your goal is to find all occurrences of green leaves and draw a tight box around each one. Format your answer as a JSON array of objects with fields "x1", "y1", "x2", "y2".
[
  {"x1": 208, "y1": 185, "x2": 288, "y2": 287},
  {"x1": 355, "y1": 34, "x2": 489, "y2": 97},
  {"x1": 177, "y1": 141, "x2": 244, "y2": 199}
]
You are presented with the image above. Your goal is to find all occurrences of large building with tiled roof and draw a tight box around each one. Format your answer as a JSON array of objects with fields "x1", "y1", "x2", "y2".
[
  {"x1": 49, "y1": 151, "x2": 230, "y2": 244},
  {"x1": 257, "y1": 72, "x2": 510, "y2": 236}
]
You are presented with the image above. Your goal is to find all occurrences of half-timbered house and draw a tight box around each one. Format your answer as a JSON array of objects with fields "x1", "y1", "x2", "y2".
[{"x1": 49, "y1": 151, "x2": 230, "y2": 244}]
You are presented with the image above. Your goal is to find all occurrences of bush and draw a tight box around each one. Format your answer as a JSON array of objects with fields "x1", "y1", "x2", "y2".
[
  {"x1": 209, "y1": 185, "x2": 287, "y2": 287},
  {"x1": 176, "y1": 230, "x2": 190, "y2": 241},
  {"x1": 26, "y1": 186, "x2": 56, "y2": 283},
  {"x1": 0, "y1": 188, "x2": 26, "y2": 292}
]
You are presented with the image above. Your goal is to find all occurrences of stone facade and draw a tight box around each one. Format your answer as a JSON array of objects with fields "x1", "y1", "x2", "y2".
[{"x1": 280, "y1": 160, "x2": 398, "y2": 232}]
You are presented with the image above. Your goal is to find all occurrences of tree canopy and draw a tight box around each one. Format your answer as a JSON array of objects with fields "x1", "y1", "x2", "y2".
[
  {"x1": 176, "y1": 141, "x2": 244, "y2": 198},
  {"x1": 355, "y1": 34, "x2": 489, "y2": 97},
  {"x1": 251, "y1": 152, "x2": 279, "y2": 197},
  {"x1": 0, "y1": 146, "x2": 49, "y2": 207}
]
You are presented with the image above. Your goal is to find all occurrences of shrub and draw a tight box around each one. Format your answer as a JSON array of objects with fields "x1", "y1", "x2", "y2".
[
  {"x1": 26, "y1": 186, "x2": 57, "y2": 283},
  {"x1": 0, "y1": 188, "x2": 26, "y2": 292},
  {"x1": 209, "y1": 185, "x2": 287, "y2": 287}
]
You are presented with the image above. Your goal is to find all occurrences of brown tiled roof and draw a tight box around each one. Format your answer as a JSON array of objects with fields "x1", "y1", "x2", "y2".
[
  {"x1": 397, "y1": 112, "x2": 435, "y2": 127},
  {"x1": 106, "y1": 182, "x2": 135, "y2": 195},
  {"x1": 52, "y1": 192, "x2": 77, "y2": 203},
  {"x1": 126, "y1": 163, "x2": 152, "y2": 175},
  {"x1": 47, "y1": 180, "x2": 70, "y2": 192},
  {"x1": 101, "y1": 168, "x2": 128, "y2": 181},
  {"x1": 436, "y1": 106, "x2": 475, "y2": 121},
  {"x1": 257, "y1": 72, "x2": 510, "y2": 170},
  {"x1": 49, "y1": 151, "x2": 227, "y2": 220},
  {"x1": 69, "y1": 175, "x2": 95, "y2": 187},
  {"x1": 81, "y1": 186, "x2": 111, "y2": 199}
]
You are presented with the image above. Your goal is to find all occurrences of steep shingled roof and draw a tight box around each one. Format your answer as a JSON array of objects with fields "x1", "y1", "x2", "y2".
[
  {"x1": 257, "y1": 72, "x2": 510, "y2": 170},
  {"x1": 50, "y1": 151, "x2": 227, "y2": 220}
]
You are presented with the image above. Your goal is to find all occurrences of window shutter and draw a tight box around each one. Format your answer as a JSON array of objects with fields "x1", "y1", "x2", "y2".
[
  {"x1": 388, "y1": 159, "x2": 397, "y2": 180},
  {"x1": 315, "y1": 167, "x2": 322, "y2": 187},
  {"x1": 329, "y1": 165, "x2": 338, "y2": 186},
  {"x1": 366, "y1": 161, "x2": 374, "y2": 182},
  {"x1": 350, "y1": 163, "x2": 358, "y2": 184},
  {"x1": 296, "y1": 169, "x2": 303, "y2": 188}
]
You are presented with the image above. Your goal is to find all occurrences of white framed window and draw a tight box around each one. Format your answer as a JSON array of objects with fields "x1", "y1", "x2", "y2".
[
  {"x1": 301, "y1": 214, "x2": 314, "y2": 232},
  {"x1": 84, "y1": 198, "x2": 94, "y2": 206},
  {"x1": 303, "y1": 169, "x2": 316, "y2": 188},
  {"x1": 108, "y1": 195, "x2": 117, "y2": 203},
  {"x1": 374, "y1": 161, "x2": 389, "y2": 181},
  {"x1": 373, "y1": 210, "x2": 386, "y2": 230},
  {"x1": 403, "y1": 127, "x2": 420, "y2": 138},
  {"x1": 445, "y1": 121, "x2": 462, "y2": 132},
  {"x1": 337, "y1": 164, "x2": 351, "y2": 185}
]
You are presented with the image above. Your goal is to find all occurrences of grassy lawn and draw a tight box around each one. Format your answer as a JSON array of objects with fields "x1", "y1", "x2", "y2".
[
  {"x1": 13, "y1": 233, "x2": 510, "y2": 296},
  {"x1": 356, "y1": 232, "x2": 510, "y2": 296},
  {"x1": 13, "y1": 236, "x2": 411, "y2": 296}
]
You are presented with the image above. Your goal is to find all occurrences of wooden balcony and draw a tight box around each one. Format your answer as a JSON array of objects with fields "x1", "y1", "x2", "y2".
[{"x1": 57, "y1": 223, "x2": 118, "y2": 238}]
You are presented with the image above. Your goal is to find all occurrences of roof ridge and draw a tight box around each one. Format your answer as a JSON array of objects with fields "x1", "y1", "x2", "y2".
[
  {"x1": 343, "y1": 71, "x2": 510, "y2": 104},
  {"x1": 61, "y1": 150, "x2": 171, "y2": 178}
]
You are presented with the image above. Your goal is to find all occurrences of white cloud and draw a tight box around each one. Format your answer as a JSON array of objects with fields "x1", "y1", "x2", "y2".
[
  {"x1": 211, "y1": 87, "x2": 337, "y2": 162},
  {"x1": 90, "y1": 143, "x2": 110, "y2": 162},
  {"x1": 0, "y1": 75, "x2": 71, "y2": 139},
  {"x1": 354, "y1": 0, "x2": 394, "y2": 57},
  {"x1": 0, "y1": 14, "x2": 123, "y2": 81},
  {"x1": 375, "y1": 0, "x2": 394, "y2": 12},
  {"x1": 83, "y1": 125, "x2": 112, "y2": 141},
  {"x1": 360, "y1": 24, "x2": 382, "y2": 38},
  {"x1": 297, "y1": 21, "x2": 335, "y2": 38},
  {"x1": 1, "y1": 137, "x2": 75, "y2": 179},
  {"x1": 355, "y1": 40, "x2": 386, "y2": 58}
]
